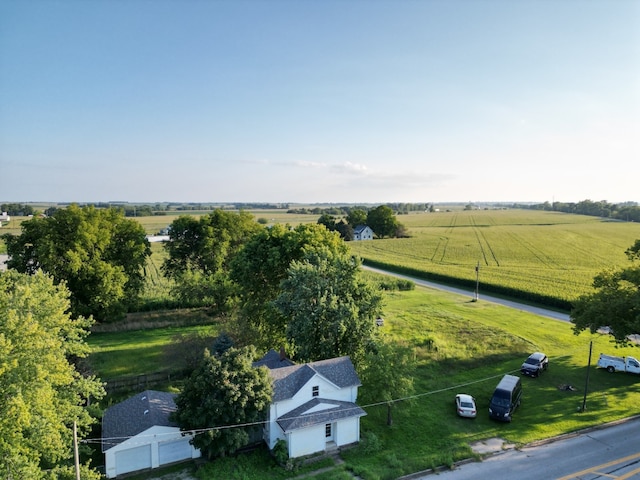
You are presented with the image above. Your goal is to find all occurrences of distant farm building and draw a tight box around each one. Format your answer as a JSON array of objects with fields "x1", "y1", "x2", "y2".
[{"x1": 353, "y1": 225, "x2": 373, "y2": 241}]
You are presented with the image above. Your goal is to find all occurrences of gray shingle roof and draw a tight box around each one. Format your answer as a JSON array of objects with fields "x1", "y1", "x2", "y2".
[
  {"x1": 277, "y1": 398, "x2": 366, "y2": 432},
  {"x1": 252, "y1": 349, "x2": 295, "y2": 370},
  {"x1": 267, "y1": 356, "x2": 361, "y2": 402},
  {"x1": 102, "y1": 390, "x2": 177, "y2": 452}
]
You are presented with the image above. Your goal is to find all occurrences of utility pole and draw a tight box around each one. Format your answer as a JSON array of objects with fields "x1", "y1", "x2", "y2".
[
  {"x1": 581, "y1": 341, "x2": 593, "y2": 412},
  {"x1": 473, "y1": 261, "x2": 480, "y2": 302},
  {"x1": 73, "y1": 421, "x2": 81, "y2": 480}
]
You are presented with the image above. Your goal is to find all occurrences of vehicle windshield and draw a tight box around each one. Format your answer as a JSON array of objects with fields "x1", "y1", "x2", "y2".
[
  {"x1": 491, "y1": 397, "x2": 510, "y2": 407},
  {"x1": 460, "y1": 401, "x2": 474, "y2": 408},
  {"x1": 525, "y1": 358, "x2": 539, "y2": 365}
]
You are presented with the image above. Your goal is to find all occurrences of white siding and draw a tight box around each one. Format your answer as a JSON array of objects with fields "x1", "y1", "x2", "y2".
[
  {"x1": 114, "y1": 444, "x2": 151, "y2": 477},
  {"x1": 335, "y1": 417, "x2": 360, "y2": 447},
  {"x1": 158, "y1": 438, "x2": 194, "y2": 466},
  {"x1": 288, "y1": 424, "x2": 326, "y2": 458},
  {"x1": 104, "y1": 426, "x2": 200, "y2": 479}
]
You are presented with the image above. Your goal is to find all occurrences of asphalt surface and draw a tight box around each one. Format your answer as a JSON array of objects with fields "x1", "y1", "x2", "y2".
[
  {"x1": 362, "y1": 265, "x2": 571, "y2": 322},
  {"x1": 412, "y1": 416, "x2": 640, "y2": 480}
]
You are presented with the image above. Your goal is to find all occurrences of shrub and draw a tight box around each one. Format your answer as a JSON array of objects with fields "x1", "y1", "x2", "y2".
[
  {"x1": 272, "y1": 439, "x2": 288, "y2": 466},
  {"x1": 360, "y1": 431, "x2": 382, "y2": 454}
]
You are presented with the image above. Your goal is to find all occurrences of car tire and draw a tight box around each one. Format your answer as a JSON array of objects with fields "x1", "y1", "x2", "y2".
[{"x1": 607, "y1": 366, "x2": 615, "y2": 373}]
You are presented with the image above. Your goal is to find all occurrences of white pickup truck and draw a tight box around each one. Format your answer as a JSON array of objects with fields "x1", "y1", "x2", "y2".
[{"x1": 597, "y1": 353, "x2": 640, "y2": 374}]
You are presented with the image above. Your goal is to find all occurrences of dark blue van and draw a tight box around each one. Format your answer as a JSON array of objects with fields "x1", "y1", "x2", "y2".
[{"x1": 489, "y1": 374, "x2": 522, "y2": 422}]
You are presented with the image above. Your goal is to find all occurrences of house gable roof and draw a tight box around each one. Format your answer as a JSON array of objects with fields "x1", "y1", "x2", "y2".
[
  {"x1": 267, "y1": 356, "x2": 361, "y2": 402},
  {"x1": 277, "y1": 397, "x2": 366, "y2": 432},
  {"x1": 353, "y1": 225, "x2": 370, "y2": 234},
  {"x1": 102, "y1": 390, "x2": 177, "y2": 452}
]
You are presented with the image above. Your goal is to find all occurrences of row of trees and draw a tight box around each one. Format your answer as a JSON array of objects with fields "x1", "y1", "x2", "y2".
[
  {"x1": 1, "y1": 203, "x2": 36, "y2": 216},
  {"x1": 524, "y1": 199, "x2": 640, "y2": 222}
]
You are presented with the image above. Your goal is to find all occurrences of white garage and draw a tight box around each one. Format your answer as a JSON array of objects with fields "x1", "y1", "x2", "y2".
[
  {"x1": 102, "y1": 390, "x2": 200, "y2": 479},
  {"x1": 114, "y1": 444, "x2": 151, "y2": 476}
]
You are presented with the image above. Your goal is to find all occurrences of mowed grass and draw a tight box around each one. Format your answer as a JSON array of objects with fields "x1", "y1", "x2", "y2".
[
  {"x1": 87, "y1": 281, "x2": 640, "y2": 480},
  {"x1": 342, "y1": 285, "x2": 640, "y2": 479},
  {"x1": 350, "y1": 209, "x2": 640, "y2": 306},
  {"x1": 88, "y1": 323, "x2": 220, "y2": 379}
]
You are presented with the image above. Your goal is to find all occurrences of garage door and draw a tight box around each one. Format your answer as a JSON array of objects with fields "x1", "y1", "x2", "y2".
[
  {"x1": 158, "y1": 438, "x2": 193, "y2": 466},
  {"x1": 115, "y1": 444, "x2": 152, "y2": 476}
]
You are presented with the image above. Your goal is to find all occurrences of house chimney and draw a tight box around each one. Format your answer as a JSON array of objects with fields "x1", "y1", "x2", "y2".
[{"x1": 279, "y1": 346, "x2": 286, "y2": 361}]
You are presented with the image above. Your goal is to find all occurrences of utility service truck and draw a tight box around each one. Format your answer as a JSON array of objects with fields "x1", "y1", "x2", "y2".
[{"x1": 597, "y1": 353, "x2": 640, "y2": 374}]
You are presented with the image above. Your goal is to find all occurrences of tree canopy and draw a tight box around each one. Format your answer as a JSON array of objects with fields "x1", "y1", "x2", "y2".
[
  {"x1": 571, "y1": 240, "x2": 640, "y2": 341},
  {"x1": 367, "y1": 205, "x2": 400, "y2": 238},
  {"x1": 358, "y1": 340, "x2": 416, "y2": 426},
  {"x1": 230, "y1": 223, "x2": 349, "y2": 348},
  {"x1": 162, "y1": 209, "x2": 261, "y2": 279},
  {"x1": 0, "y1": 271, "x2": 104, "y2": 479},
  {"x1": 3, "y1": 204, "x2": 150, "y2": 321},
  {"x1": 172, "y1": 346, "x2": 272, "y2": 459},
  {"x1": 346, "y1": 208, "x2": 368, "y2": 228},
  {"x1": 274, "y1": 249, "x2": 383, "y2": 365}
]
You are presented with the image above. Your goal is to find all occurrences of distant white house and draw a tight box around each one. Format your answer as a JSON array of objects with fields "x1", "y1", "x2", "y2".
[
  {"x1": 353, "y1": 225, "x2": 374, "y2": 241},
  {"x1": 0, "y1": 212, "x2": 10, "y2": 223},
  {"x1": 102, "y1": 390, "x2": 200, "y2": 479},
  {"x1": 255, "y1": 350, "x2": 366, "y2": 459},
  {"x1": 145, "y1": 235, "x2": 170, "y2": 243}
]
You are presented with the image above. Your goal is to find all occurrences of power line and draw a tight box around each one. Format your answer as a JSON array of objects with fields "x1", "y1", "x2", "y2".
[{"x1": 85, "y1": 348, "x2": 586, "y2": 446}]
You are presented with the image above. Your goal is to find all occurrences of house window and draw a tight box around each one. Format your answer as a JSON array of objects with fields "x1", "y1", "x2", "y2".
[
  {"x1": 325, "y1": 423, "x2": 332, "y2": 438},
  {"x1": 312, "y1": 386, "x2": 319, "y2": 397}
]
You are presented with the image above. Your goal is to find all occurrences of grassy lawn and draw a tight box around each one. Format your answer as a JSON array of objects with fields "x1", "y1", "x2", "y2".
[
  {"x1": 86, "y1": 282, "x2": 640, "y2": 480},
  {"x1": 341, "y1": 286, "x2": 640, "y2": 479},
  {"x1": 88, "y1": 323, "x2": 220, "y2": 379}
]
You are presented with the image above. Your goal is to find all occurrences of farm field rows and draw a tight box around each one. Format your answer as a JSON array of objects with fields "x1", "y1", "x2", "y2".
[{"x1": 350, "y1": 210, "x2": 640, "y2": 308}]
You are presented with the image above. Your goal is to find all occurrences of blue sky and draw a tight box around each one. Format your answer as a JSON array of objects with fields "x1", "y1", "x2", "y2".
[{"x1": 1, "y1": 0, "x2": 638, "y2": 204}]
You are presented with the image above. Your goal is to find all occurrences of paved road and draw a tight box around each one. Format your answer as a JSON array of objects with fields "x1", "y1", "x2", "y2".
[
  {"x1": 415, "y1": 417, "x2": 640, "y2": 479},
  {"x1": 362, "y1": 265, "x2": 571, "y2": 322}
]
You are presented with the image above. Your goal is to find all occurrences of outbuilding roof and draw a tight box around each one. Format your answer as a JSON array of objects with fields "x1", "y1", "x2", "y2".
[{"x1": 101, "y1": 390, "x2": 177, "y2": 452}]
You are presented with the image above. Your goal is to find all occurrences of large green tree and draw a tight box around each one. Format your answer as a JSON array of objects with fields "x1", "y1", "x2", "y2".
[
  {"x1": 358, "y1": 340, "x2": 416, "y2": 426},
  {"x1": 571, "y1": 240, "x2": 640, "y2": 341},
  {"x1": 162, "y1": 210, "x2": 261, "y2": 310},
  {"x1": 172, "y1": 346, "x2": 272, "y2": 459},
  {"x1": 367, "y1": 205, "x2": 399, "y2": 238},
  {"x1": 2, "y1": 204, "x2": 150, "y2": 321},
  {"x1": 0, "y1": 271, "x2": 105, "y2": 479},
  {"x1": 274, "y1": 249, "x2": 383, "y2": 365},
  {"x1": 162, "y1": 209, "x2": 261, "y2": 279},
  {"x1": 230, "y1": 223, "x2": 349, "y2": 348},
  {"x1": 346, "y1": 208, "x2": 368, "y2": 228}
]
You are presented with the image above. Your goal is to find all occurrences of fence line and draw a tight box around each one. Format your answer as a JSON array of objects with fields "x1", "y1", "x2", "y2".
[{"x1": 103, "y1": 370, "x2": 187, "y2": 393}]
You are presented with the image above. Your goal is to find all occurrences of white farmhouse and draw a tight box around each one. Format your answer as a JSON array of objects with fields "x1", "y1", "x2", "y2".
[
  {"x1": 102, "y1": 390, "x2": 200, "y2": 478},
  {"x1": 353, "y1": 225, "x2": 374, "y2": 241},
  {"x1": 255, "y1": 350, "x2": 366, "y2": 459}
]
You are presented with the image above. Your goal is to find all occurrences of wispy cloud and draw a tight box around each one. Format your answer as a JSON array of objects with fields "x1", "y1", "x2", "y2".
[{"x1": 331, "y1": 162, "x2": 369, "y2": 175}]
